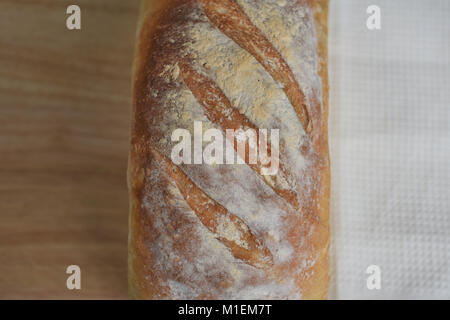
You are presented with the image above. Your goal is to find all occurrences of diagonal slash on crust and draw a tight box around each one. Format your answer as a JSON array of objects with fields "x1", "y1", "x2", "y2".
[
  {"x1": 200, "y1": 0, "x2": 312, "y2": 136},
  {"x1": 149, "y1": 145, "x2": 274, "y2": 269},
  {"x1": 179, "y1": 61, "x2": 301, "y2": 211}
]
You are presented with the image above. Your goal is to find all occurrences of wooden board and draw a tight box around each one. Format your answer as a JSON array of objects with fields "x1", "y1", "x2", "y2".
[{"x1": 0, "y1": 0, "x2": 140, "y2": 299}]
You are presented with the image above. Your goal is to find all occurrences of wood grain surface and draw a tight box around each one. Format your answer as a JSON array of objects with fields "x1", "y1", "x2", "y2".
[{"x1": 0, "y1": 0, "x2": 140, "y2": 299}]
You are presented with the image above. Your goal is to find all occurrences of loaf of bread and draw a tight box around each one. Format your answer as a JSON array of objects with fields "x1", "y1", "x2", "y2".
[{"x1": 128, "y1": 0, "x2": 330, "y2": 299}]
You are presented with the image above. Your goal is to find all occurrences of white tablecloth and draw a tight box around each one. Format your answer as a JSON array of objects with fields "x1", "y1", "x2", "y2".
[{"x1": 328, "y1": 0, "x2": 450, "y2": 299}]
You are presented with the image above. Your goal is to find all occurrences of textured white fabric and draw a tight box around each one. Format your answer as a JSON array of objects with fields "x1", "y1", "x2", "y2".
[{"x1": 328, "y1": 0, "x2": 450, "y2": 299}]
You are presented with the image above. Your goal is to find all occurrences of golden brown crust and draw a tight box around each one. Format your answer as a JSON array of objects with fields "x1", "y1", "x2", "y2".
[
  {"x1": 129, "y1": 0, "x2": 330, "y2": 299},
  {"x1": 200, "y1": 0, "x2": 312, "y2": 136}
]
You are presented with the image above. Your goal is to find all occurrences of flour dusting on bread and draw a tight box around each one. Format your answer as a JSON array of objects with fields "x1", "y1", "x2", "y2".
[{"x1": 129, "y1": 0, "x2": 330, "y2": 300}]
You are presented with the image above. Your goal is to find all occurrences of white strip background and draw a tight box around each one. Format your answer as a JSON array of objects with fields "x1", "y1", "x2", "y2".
[{"x1": 328, "y1": 0, "x2": 450, "y2": 299}]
